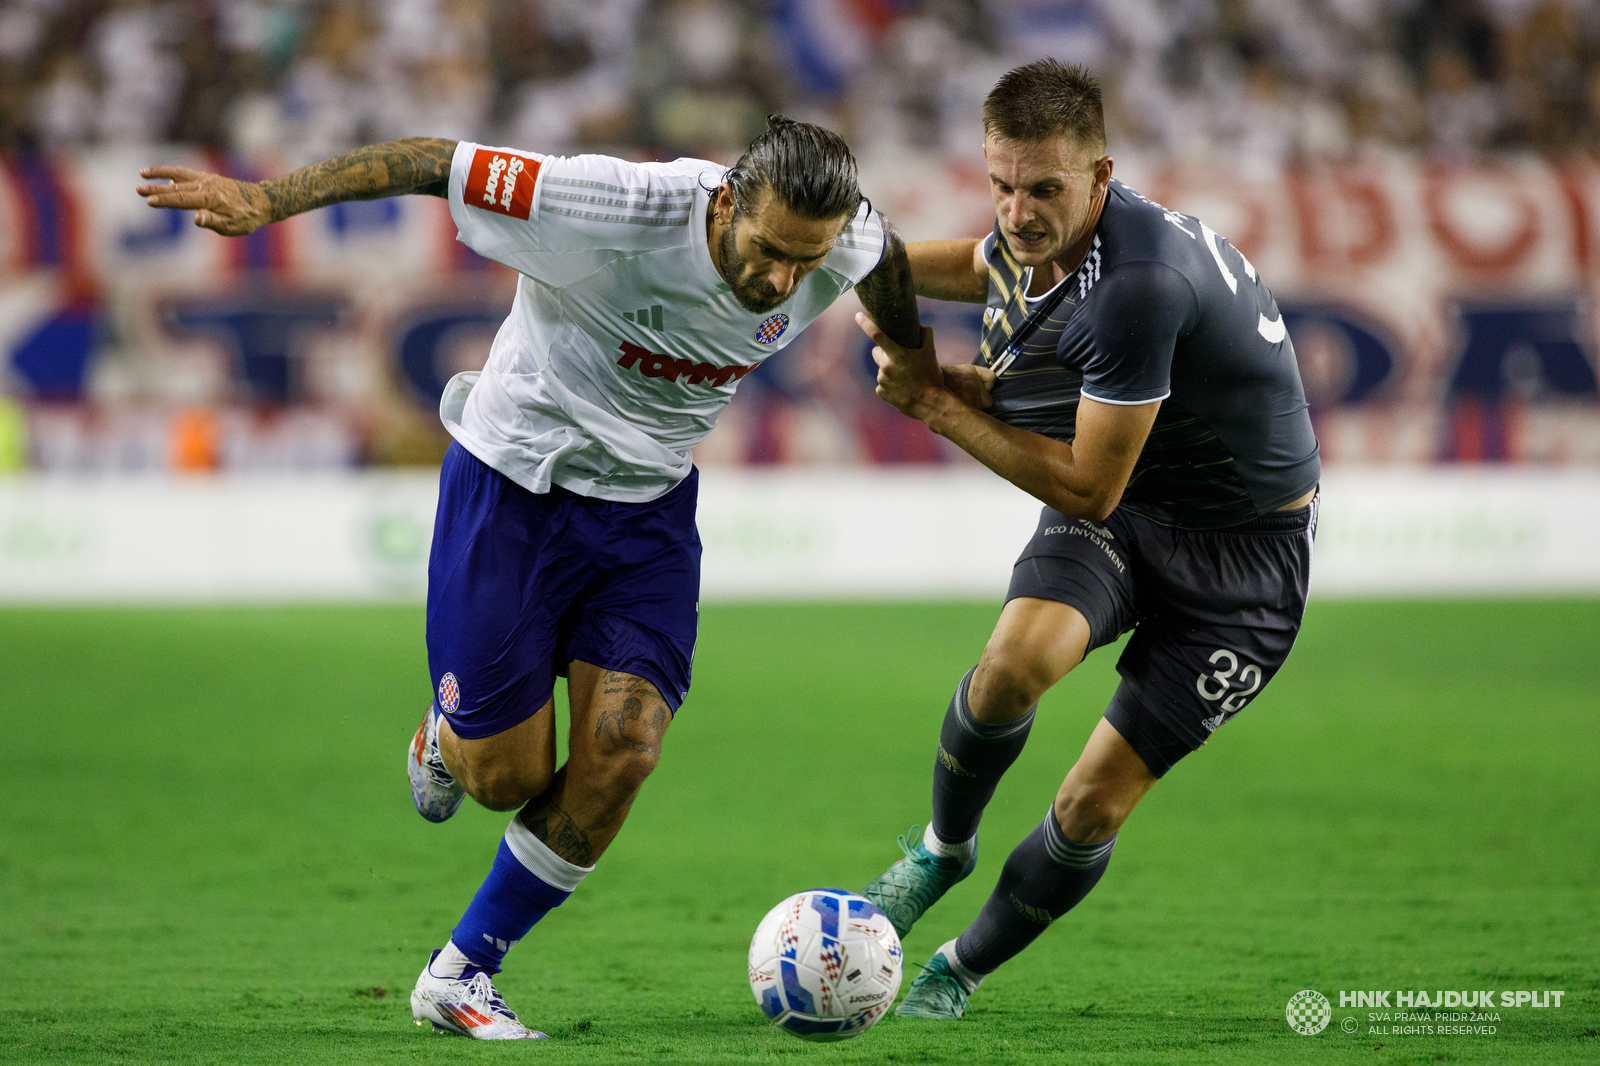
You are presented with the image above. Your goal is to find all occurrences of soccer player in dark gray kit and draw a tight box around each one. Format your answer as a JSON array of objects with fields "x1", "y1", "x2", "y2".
[{"x1": 854, "y1": 59, "x2": 1321, "y2": 1017}]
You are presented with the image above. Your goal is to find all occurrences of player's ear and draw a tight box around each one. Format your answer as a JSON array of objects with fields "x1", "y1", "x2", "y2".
[
  {"x1": 713, "y1": 185, "x2": 736, "y2": 226},
  {"x1": 1095, "y1": 155, "x2": 1114, "y2": 186}
]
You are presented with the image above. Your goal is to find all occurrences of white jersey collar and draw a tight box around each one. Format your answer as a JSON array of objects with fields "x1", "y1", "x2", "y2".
[{"x1": 689, "y1": 173, "x2": 733, "y2": 295}]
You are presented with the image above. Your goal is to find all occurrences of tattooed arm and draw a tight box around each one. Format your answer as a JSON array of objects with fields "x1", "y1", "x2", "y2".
[
  {"x1": 854, "y1": 218, "x2": 996, "y2": 411},
  {"x1": 134, "y1": 137, "x2": 458, "y2": 237},
  {"x1": 853, "y1": 219, "x2": 922, "y2": 351}
]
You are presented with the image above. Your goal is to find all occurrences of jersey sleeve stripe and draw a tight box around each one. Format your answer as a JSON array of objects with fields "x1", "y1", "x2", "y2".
[
  {"x1": 542, "y1": 175, "x2": 699, "y2": 198},
  {"x1": 542, "y1": 190, "x2": 695, "y2": 214},
  {"x1": 839, "y1": 205, "x2": 885, "y2": 253},
  {"x1": 542, "y1": 180, "x2": 696, "y2": 198},
  {"x1": 542, "y1": 205, "x2": 693, "y2": 226},
  {"x1": 543, "y1": 188, "x2": 698, "y2": 208},
  {"x1": 1079, "y1": 387, "x2": 1171, "y2": 406}
]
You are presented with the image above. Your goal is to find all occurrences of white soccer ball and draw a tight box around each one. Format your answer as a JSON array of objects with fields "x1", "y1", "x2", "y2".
[{"x1": 747, "y1": 888, "x2": 903, "y2": 1041}]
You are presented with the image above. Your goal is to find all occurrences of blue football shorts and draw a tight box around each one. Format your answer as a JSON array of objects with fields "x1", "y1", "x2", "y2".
[
  {"x1": 425, "y1": 442, "x2": 702, "y2": 740},
  {"x1": 1007, "y1": 496, "x2": 1318, "y2": 777}
]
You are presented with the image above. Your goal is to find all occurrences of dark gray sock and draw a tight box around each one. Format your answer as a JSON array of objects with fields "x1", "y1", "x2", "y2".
[
  {"x1": 929, "y1": 667, "x2": 1035, "y2": 845},
  {"x1": 953, "y1": 808, "x2": 1117, "y2": 975}
]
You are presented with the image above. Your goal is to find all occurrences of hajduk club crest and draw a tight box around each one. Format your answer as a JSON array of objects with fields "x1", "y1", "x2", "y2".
[
  {"x1": 755, "y1": 313, "x2": 790, "y2": 344},
  {"x1": 438, "y1": 672, "x2": 460, "y2": 714}
]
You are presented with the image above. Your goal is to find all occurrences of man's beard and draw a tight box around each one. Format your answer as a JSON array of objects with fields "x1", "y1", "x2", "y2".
[{"x1": 719, "y1": 223, "x2": 791, "y2": 314}]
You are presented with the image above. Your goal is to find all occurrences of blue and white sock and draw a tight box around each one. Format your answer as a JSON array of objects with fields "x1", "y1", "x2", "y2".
[{"x1": 442, "y1": 815, "x2": 593, "y2": 975}]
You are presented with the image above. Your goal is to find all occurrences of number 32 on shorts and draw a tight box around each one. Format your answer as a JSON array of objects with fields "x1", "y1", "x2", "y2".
[{"x1": 1195, "y1": 648, "x2": 1262, "y2": 713}]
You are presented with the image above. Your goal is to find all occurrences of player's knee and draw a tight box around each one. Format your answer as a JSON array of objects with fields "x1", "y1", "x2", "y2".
[
  {"x1": 593, "y1": 746, "x2": 659, "y2": 800},
  {"x1": 464, "y1": 775, "x2": 534, "y2": 812},
  {"x1": 459, "y1": 758, "x2": 551, "y2": 813},
  {"x1": 1053, "y1": 782, "x2": 1131, "y2": 844},
  {"x1": 972, "y1": 645, "x2": 1055, "y2": 719}
]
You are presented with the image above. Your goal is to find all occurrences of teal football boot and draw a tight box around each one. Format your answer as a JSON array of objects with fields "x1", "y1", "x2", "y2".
[
  {"x1": 861, "y1": 825, "x2": 976, "y2": 938},
  {"x1": 896, "y1": 943, "x2": 982, "y2": 1019}
]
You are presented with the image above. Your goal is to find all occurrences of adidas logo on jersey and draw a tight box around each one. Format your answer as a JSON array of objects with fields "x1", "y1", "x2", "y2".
[
  {"x1": 616, "y1": 341, "x2": 756, "y2": 387},
  {"x1": 624, "y1": 305, "x2": 665, "y2": 330},
  {"x1": 465, "y1": 148, "x2": 538, "y2": 221},
  {"x1": 1074, "y1": 234, "x2": 1103, "y2": 300}
]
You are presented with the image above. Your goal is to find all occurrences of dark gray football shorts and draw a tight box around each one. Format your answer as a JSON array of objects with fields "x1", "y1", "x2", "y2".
[{"x1": 1007, "y1": 495, "x2": 1318, "y2": 777}]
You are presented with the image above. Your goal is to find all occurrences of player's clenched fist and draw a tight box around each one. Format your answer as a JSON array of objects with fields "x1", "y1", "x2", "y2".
[
  {"x1": 855, "y1": 313, "x2": 993, "y2": 422},
  {"x1": 856, "y1": 314, "x2": 941, "y2": 420},
  {"x1": 939, "y1": 363, "x2": 997, "y2": 411},
  {"x1": 136, "y1": 166, "x2": 272, "y2": 236}
]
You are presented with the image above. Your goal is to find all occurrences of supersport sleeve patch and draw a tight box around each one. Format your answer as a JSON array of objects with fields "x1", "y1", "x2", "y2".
[{"x1": 463, "y1": 147, "x2": 540, "y2": 221}]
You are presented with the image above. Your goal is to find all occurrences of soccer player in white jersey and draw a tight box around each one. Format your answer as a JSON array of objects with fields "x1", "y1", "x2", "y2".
[{"x1": 137, "y1": 118, "x2": 924, "y2": 1040}]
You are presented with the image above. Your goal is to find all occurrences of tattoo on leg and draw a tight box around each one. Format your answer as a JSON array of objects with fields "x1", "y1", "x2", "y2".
[
  {"x1": 594, "y1": 679, "x2": 664, "y2": 754},
  {"x1": 523, "y1": 802, "x2": 595, "y2": 866}
]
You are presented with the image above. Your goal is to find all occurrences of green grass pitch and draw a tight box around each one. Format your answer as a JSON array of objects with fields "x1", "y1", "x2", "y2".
[{"x1": 4, "y1": 600, "x2": 1597, "y2": 1064}]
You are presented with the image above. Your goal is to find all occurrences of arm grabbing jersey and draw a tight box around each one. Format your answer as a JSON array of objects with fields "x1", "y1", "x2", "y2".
[{"x1": 440, "y1": 142, "x2": 886, "y2": 503}]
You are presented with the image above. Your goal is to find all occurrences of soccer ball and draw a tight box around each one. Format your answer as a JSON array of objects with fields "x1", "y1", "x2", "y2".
[{"x1": 747, "y1": 888, "x2": 903, "y2": 1041}]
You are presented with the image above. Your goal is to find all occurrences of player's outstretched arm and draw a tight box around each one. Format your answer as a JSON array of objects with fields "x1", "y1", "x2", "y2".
[
  {"x1": 905, "y1": 239, "x2": 988, "y2": 303},
  {"x1": 853, "y1": 221, "x2": 923, "y2": 351},
  {"x1": 136, "y1": 137, "x2": 457, "y2": 237},
  {"x1": 856, "y1": 312, "x2": 1156, "y2": 521}
]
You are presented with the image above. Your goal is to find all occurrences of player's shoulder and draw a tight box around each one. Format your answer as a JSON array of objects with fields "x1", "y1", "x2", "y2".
[
  {"x1": 535, "y1": 153, "x2": 710, "y2": 233},
  {"x1": 456, "y1": 142, "x2": 710, "y2": 229},
  {"x1": 838, "y1": 200, "x2": 884, "y2": 250},
  {"x1": 549, "y1": 153, "x2": 720, "y2": 193},
  {"x1": 1096, "y1": 180, "x2": 1208, "y2": 278},
  {"x1": 820, "y1": 201, "x2": 886, "y2": 286}
]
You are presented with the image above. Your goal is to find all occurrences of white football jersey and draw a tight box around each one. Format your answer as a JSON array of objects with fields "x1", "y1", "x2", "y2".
[{"x1": 441, "y1": 141, "x2": 886, "y2": 502}]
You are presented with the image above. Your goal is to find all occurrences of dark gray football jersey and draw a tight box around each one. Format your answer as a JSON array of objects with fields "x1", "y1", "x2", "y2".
[{"x1": 975, "y1": 179, "x2": 1321, "y2": 530}]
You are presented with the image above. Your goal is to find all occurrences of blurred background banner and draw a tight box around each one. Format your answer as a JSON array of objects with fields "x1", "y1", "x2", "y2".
[
  {"x1": 0, "y1": 0, "x2": 1597, "y2": 598},
  {"x1": 4, "y1": 468, "x2": 1599, "y2": 601},
  {"x1": 4, "y1": 150, "x2": 1598, "y2": 471}
]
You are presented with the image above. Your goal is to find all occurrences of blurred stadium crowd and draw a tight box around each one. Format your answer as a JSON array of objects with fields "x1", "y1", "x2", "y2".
[
  {"x1": 0, "y1": 0, "x2": 1597, "y2": 475},
  {"x1": 0, "y1": 0, "x2": 1597, "y2": 162}
]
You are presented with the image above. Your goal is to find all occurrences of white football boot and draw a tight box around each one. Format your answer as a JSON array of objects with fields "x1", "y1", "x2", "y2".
[
  {"x1": 411, "y1": 950, "x2": 547, "y2": 1039},
  {"x1": 407, "y1": 702, "x2": 465, "y2": 823}
]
